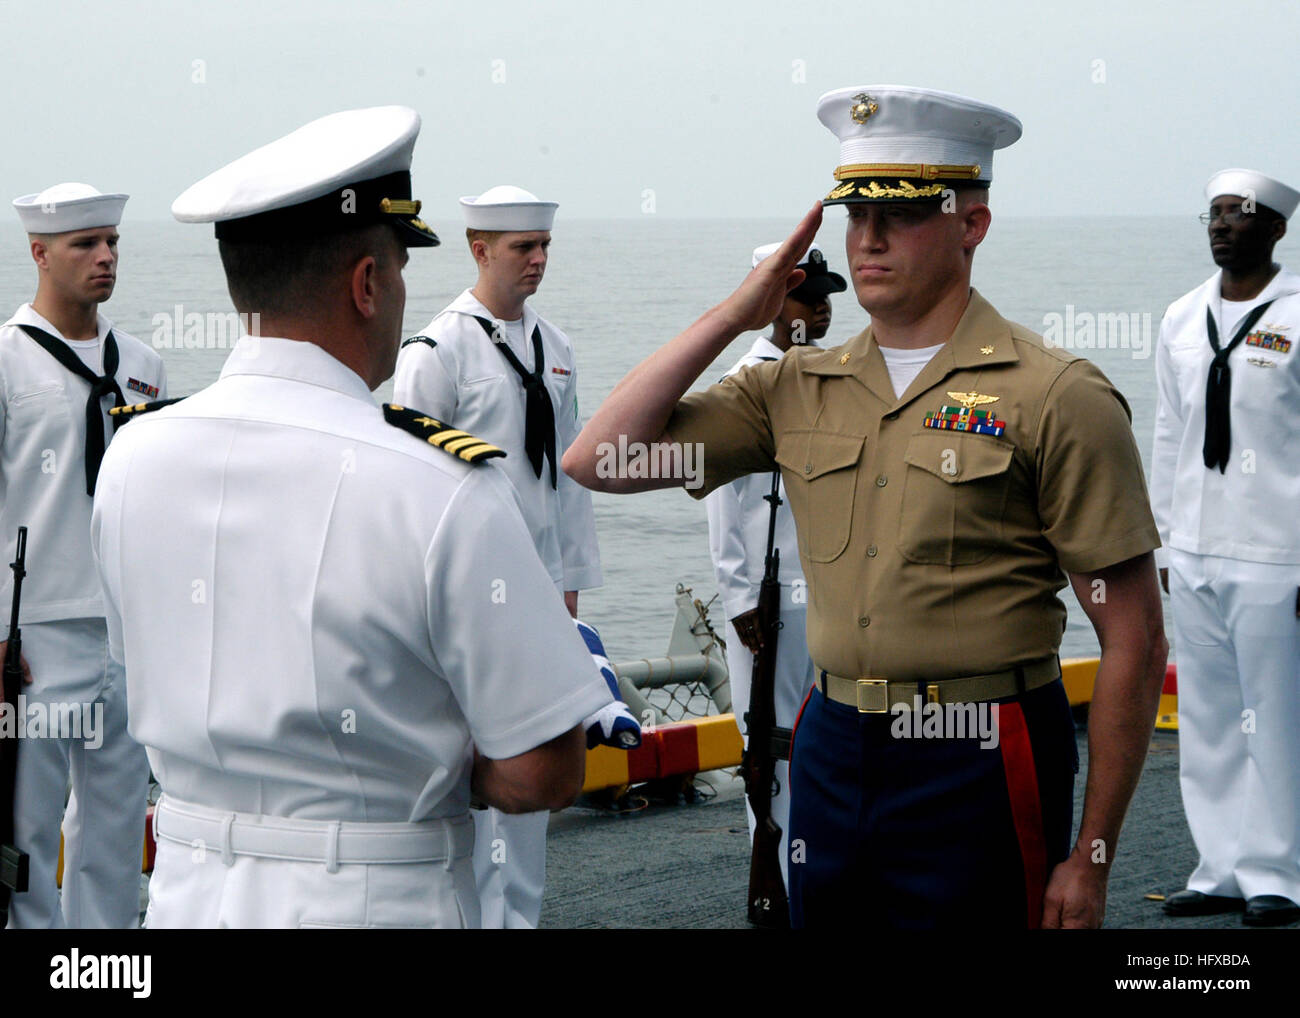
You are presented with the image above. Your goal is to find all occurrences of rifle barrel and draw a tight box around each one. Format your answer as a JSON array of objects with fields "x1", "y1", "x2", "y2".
[{"x1": 7, "y1": 527, "x2": 25, "y2": 640}]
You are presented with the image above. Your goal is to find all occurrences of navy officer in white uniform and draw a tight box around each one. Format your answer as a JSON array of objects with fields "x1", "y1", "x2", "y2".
[
  {"x1": 393, "y1": 185, "x2": 601, "y2": 929},
  {"x1": 705, "y1": 240, "x2": 844, "y2": 892},
  {"x1": 89, "y1": 107, "x2": 613, "y2": 928},
  {"x1": 1152, "y1": 168, "x2": 1300, "y2": 927},
  {"x1": 2, "y1": 183, "x2": 165, "y2": 928}
]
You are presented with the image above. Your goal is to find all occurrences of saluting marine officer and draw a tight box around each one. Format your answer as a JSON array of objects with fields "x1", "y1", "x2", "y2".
[
  {"x1": 566, "y1": 86, "x2": 1168, "y2": 929},
  {"x1": 2, "y1": 184, "x2": 165, "y2": 928},
  {"x1": 393, "y1": 185, "x2": 603, "y2": 929},
  {"x1": 89, "y1": 107, "x2": 613, "y2": 928},
  {"x1": 1152, "y1": 169, "x2": 1300, "y2": 927},
  {"x1": 705, "y1": 240, "x2": 844, "y2": 891}
]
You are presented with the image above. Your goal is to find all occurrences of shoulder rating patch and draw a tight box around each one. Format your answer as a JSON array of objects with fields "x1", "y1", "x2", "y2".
[
  {"x1": 400, "y1": 335, "x2": 438, "y2": 350},
  {"x1": 108, "y1": 397, "x2": 185, "y2": 421},
  {"x1": 383, "y1": 404, "x2": 506, "y2": 464}
]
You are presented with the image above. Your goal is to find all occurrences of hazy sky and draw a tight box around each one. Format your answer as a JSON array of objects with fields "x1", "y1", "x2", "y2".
[{"x1": 1, "y1": 0, "x2": 1295, "y2": 223}]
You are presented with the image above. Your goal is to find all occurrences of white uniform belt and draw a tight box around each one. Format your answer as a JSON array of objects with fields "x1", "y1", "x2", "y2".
[{"x1": 154, "y1": 796, "x2": 474, "y2": 871}]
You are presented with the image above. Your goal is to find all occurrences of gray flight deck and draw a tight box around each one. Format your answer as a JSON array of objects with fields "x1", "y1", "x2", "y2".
[{"x1": 542, "y1": 727, "x2": 1295, "y2": 930}]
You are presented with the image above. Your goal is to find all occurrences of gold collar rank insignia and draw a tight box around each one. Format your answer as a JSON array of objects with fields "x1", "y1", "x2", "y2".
[
  {"x1": 946, "y1": 390, "x2": 1000, "y2": 409},
  {"x1": 980, "y1": 345, "x2": 994, "y2": 355},
  {"x1": 849, "y1": 93, "x2": 878, "y2": 124},
  {"x1": 840, "y1": 352, "x2": 851, "y2": 365},
  {"x1": 384, "y1": 404, "x2": 506, "y2": 464}
]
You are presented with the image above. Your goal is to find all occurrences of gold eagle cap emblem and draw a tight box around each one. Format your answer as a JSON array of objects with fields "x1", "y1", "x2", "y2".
[
  {"x1": 947, "y1": 390, "x2": 1000, "y2": 409},
  {"x1": 849, "y1": 93, "x2": 878, "y2": 125}
]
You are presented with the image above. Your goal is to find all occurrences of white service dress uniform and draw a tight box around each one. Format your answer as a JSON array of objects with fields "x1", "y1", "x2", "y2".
[
  {"x1": 90, "y1": 336, "x2": 613, "y2": 928},
  {"x1": 394, "y1": 287, "x2": 602, "y2": 929},
  {"x1": 0, "y1": 304, "x2": 164, "y2": 928},
  {"x1": 1151, "y1": 265, "x2": 1300, "y2": 905},
  {"x1": 705, "y1": 335, "x2": 816, "y2": 889}
]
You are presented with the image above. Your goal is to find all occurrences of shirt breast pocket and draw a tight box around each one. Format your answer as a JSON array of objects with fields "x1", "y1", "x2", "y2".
[
  {"x1": 898, "y1": 431, "x2": 1015, "y2": 566},
  {"x1": 462, "y1": 372, "x2": 507, "y2": 387},
  {"x1": 7, "y1": 381, "x2": 71, "y2": 427},
  {"x1": 774, "y1": 430, "x2": 865, "y2": 563}
]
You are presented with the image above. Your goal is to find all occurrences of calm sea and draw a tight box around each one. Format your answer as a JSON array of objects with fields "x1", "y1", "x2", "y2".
[{"x1": 4, "y1": 214, "x2": 1280, "y2": 663}]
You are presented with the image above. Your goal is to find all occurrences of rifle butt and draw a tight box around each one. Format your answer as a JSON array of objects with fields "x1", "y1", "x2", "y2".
[{"x1": 746, "y1": 819, "x2": 790, "y2": 928}]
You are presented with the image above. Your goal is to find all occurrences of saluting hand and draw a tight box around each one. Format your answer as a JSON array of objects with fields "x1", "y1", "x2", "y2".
[{"x1": 718, "y1": 203, "x2": 823, "y2": 333}]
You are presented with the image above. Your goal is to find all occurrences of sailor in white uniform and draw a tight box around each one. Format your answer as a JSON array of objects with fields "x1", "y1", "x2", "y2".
[
  {"x1": 1, "y1": 183, "x2": 164, "y2": 928},
  {"x1": 705, "y1": 242, "x2": 844, "y2": 890},
  {"x1": 1152, "y1": 168, "x2": 1300, "y2": 927},
  {"x1": 89, "y1": 107, "x2": 613, "y2": 929},
  {"x1": 394, "y1": 185, "x2": 602, "y2": 929}
]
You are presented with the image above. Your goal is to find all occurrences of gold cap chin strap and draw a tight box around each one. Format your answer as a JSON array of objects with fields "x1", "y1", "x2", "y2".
[
  {"x1": 833, "y1": 162, "x2": 982, "y2": 181},
  {"x1": 379, "y1": 197, "x2": 422, "y2": 215}
]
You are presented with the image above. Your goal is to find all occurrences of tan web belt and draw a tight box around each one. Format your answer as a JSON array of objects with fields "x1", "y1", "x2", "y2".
[{"x1": 818, "y1": 656, "x2": 1061, "y2": 714}]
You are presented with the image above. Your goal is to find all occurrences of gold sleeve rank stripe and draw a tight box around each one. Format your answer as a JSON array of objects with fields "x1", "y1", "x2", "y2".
[
  {"x1": 383, "y1": 404, "x2": 506, "y2": 464},
  {"x1": 108, "y1": 396, "x2": 186, "y2": 419}
]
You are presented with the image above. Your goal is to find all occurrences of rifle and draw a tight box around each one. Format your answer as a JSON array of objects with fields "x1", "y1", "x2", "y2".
[
  {"x1": 741, "y1": 470, "x2": 792, "y2": 928},
  {"x1": 0, "y1": 526, "x2": 29, "y2": 926}
]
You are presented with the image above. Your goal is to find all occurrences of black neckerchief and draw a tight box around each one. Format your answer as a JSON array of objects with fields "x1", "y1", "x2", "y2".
[
  {"x1": 18, "y1": 323, "x2": 126, "y2": 495},
  {"x1": 1203, "y1": 299, "x2": 1274, "y2": 472},
  {"x1": 473, "y1": 316, "x2": 557, "y2": 488}
]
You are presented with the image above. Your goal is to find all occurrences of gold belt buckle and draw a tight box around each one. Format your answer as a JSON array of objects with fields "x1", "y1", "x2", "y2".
[{"x1": 855, "y1": 678, "x2": 889, "y2": 713}]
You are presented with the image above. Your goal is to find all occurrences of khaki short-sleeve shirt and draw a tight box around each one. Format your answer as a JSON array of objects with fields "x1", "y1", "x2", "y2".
[{"x1": 668, "y1": 289, "x2": 1160, "y2": 681}]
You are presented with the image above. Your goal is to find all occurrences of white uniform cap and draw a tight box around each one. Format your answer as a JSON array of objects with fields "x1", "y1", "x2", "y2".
[
  {"x1": 752, "y1": 240, "x2": 826, "y2": 268},
  {"x1": 12, "y1": 182, "x2": 128, "y2": 234},
  {"x1": 751, "y1": 241, "x2": 846, "y2": 296},
  {"x1": 172, "y1": 106, "x2": 438, "y2": 246},
  {"x1": 1204, "y1": 168, "x2": 1299, "y2": 220},
  {"x1": 816, "y1": 85, "x2": 1021, "y2": 204},
  {"x1": 460, "y1": 185, "x2": 558, "y2": 232}
]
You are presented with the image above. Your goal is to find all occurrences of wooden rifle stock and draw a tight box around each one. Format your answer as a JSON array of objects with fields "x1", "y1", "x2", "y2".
[
  {"x1": 1, "y1": 526, "x2": 30, "y2": 926},
  {"x1": 741, "y1": 472, "x2": 791, "y2": 928}
]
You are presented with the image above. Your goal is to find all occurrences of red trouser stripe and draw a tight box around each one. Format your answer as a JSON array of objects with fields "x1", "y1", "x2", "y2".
[
  {"x1": 998, "y1": 701, "x2": 1047, "y2": 928},
  {"x1": 786, "y1": 683, "x2": 815, "y2": 798}
]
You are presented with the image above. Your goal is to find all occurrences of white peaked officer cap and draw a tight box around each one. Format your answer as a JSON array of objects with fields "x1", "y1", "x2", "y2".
[
  {"x1": 816, "y1": 85, "x2": 1021, "y2": 204},
  {"x1": 460, "y1": 185, "x2": 558, "y2": 231},
  {"x1": 1204, "y1": 168, "x2": 1300, "y2": 220},
  {"x1": 12, "y1": 182, "x2": 128, "y2": 234},
  {"x1": 172, "y1": 106, "x2": 439, "y2": 246}
]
